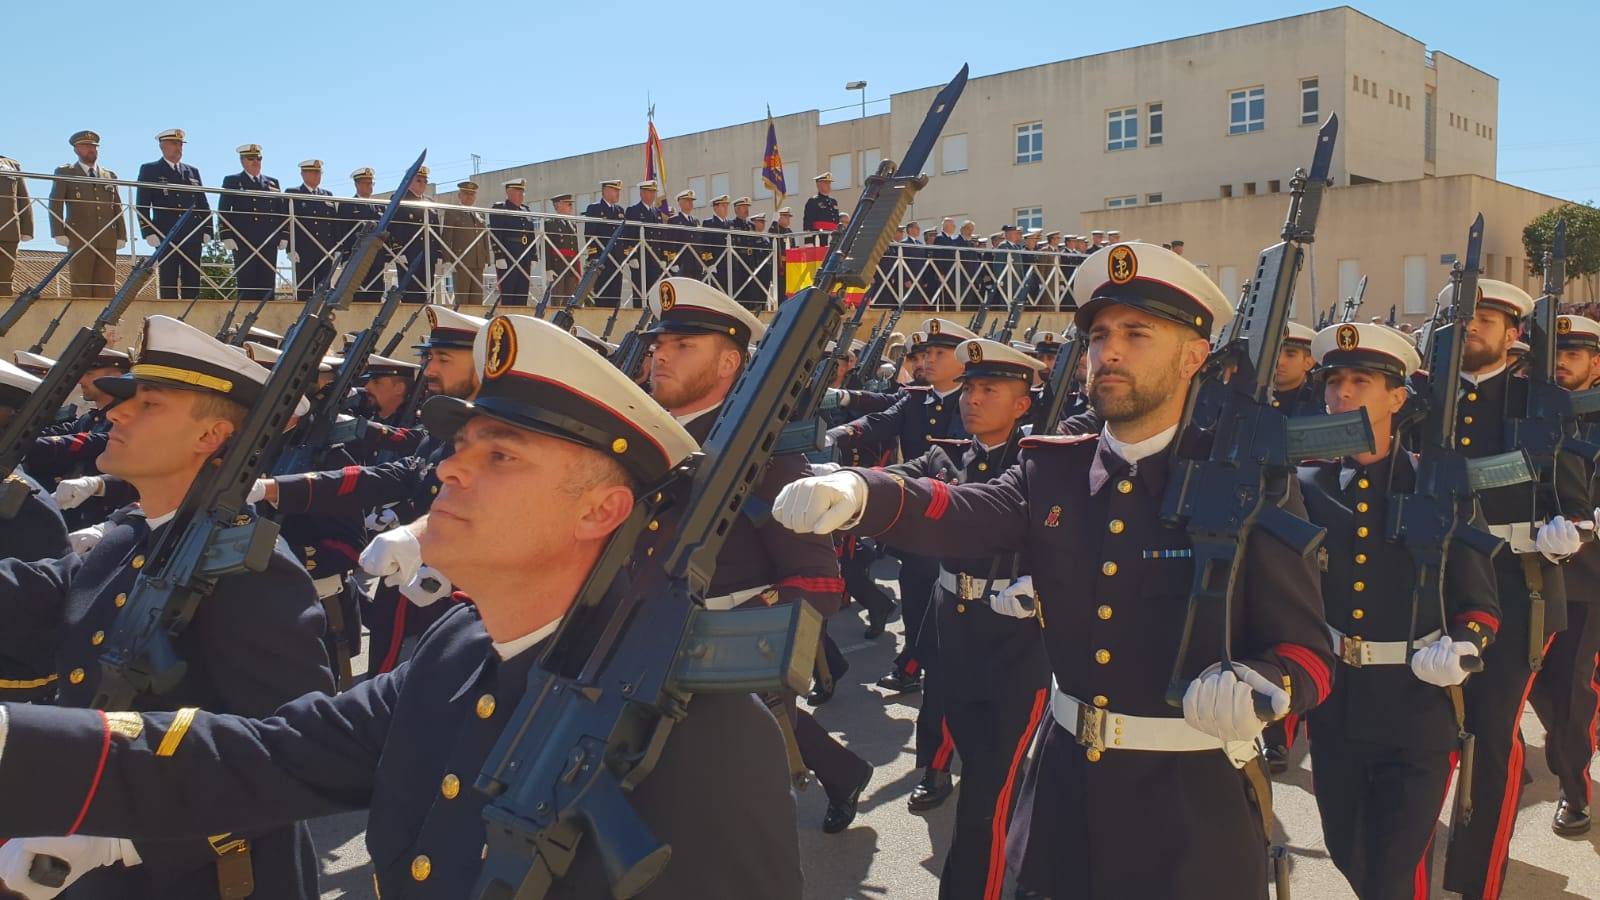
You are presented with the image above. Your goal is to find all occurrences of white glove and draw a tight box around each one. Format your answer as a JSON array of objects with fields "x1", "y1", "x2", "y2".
[
  {"x1": 245, "y1": 478, "x2": 270, "y2": 506},
  {"x1": 1536, "y1": 515, "x2": 1581, "y2": 562},
  {"x1": 1182, "y1": 663, "x2": 1289, "y2": 743},
  {"x1": 395, "y1": 253, "x2": 408, "y2": 266},
  {"x1": 400, "y1": 565, "x2": 452, "y2": 607},
  {"x1": 115, "y1": 239, "x2": 126, "y2": 249},
  {"x1": 144, "y1": 235, "x2": 159, "y2": 248},
  {"x1": 53, "y1": 235, "x2": 69, "y2": 247},
  {"x1": 494, "y1": 258, "x2": 507, "y2": 270},
  {"x1": 52, "y1": 475, "x2": 105, "y2": 510},
  {"x1": 222, "y1": 239, "x2": 237, "y2": 252},
  {"x1": 0, "y1": 834, "x2": 141, "y2": 899},
  {"x1": 360, "y1": 526, "x2": 423, "y2": 586},
  {"x1": 820, "y1": 387, "x2": 845, "y2": 410},
  {"x1": 19, "y1": 234, "x2": 30, "y2": 242},
  {"x1": 807, "y1": 462, "x2": 842, "y2": 476},
  {"x1": 990, "y1": 575, "x2": 1037, "y2": 619},
  {"x1": 1410, "y1": 635, "x2": 1479, "y2": 687},
  {"x1": 441, "y1": 263, "x2": 455, "y2": 277},
  {"x1": 67, "y1": 525, "x2": 106, "y2": 555},
  {"x1": 363, "y1": 507, "x2": 400, "y2": 533},
  {"x1": 771, "y1": 472, "x2": 867, "y2": 535},
  {"x1": 288, "y1": 252, "x2": 299, "y2": 263}
]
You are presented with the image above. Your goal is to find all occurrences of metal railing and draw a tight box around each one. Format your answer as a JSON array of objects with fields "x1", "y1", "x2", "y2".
[{"x1": 0, "y1": 170, "x2": 1082, "y2": 312}]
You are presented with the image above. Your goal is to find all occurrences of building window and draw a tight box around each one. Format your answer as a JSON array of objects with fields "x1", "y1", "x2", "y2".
[
  {"x1": 687, "y1": 176, "x2": 707, "y2": 208},
  {"x1": 1268, "y1": 179, "x2": 1281, "y2": 193},
  {"x1": 753, "y1": 168, "x2": 772, "y2": 200},
  {"x1": 1015, "y1": 121, "x2": 1043, "y2": 164},
  {"x1": 827, "y1": 153, "x2": 853, "y2": 190},
  {"x1": 1147, "y1": 103, "x2": 1164, "y2": 147},
  {"x1": 1300, "y1": 78, "x2": 1319, "y2": 125},
  {"x1": 1403, "y1": 255, "x2": 1428, "y2": 314},
  {"x1": 1146, "y1": 192, "x2": 1164, "y2": 204},
  {"x1": 942, "y1": 133, "x2": 968, "y2": 173},
  {"x1": 1220, "y1": 184, "x2": 1233, "y2": 198},
  {"x1": 1229, "y1": 87, "x2": 1265, "y2": 134},
  {"x1": 1014, "y1": 206, "x2": 1043, "y2": 231},
  {"x1": 1244, "y1": 182, "x2": 1257, "y2": 196},
  {"x1": 1219, "y1": 266, "x2": 1239, "y2": 301},
  {"x1": 1352, "y1": 74, "x2": 1360, "y2": 92},
  {"x1": 1106, "y1": 107, "x2": 1138, "y2": 151},
  {"x1": 860, "y1": 148, "x2": 882, "y2": 180},
  {"x1": 1106, "y1": 195, "x2": 1137, "y2": 209},
  {"x1": 710, "y1": 173, "x2": 730, "y2": 203}
]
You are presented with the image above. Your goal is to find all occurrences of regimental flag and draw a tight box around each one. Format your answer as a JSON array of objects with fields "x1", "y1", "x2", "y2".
[
  {"x1": 646, "y1": 114, "x2": 669, "y2": 214},
  {"x1": 761, "y1": 106, "x2": 786, "y2": 204}
]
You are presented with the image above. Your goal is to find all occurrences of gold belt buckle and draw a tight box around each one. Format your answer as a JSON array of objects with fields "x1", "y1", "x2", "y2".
[
  {"x1": 956, "y1": 572, "x2": 976, "y2": 600},
  {"x1": 1340, "y1": 636, "x2": 1366, "y2": 667},
  {"x1": 1075, "y1": 702, "x2": 1106, "y2": 753}
]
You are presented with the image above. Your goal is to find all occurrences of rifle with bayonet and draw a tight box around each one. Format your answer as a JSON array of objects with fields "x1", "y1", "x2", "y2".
[
  {"x1": 382, "y1": 300, "x2": 429, "y2": 358},
  {"x1": 1337, "y1": 275, "x2": 1367, "y2": 324},
  {"x1": 1160, "y1": 115, "x2": 1376, "y2": 719},
  {"x1": 1023, "y1": 313, "x2": 1043, "y2": 343},
  {"x1": 470, "y1": 65, "x2": 967, "y2": 900},
  {"x1": 229, "y1": 252, "x2": 324, "y2": 349},
  {"x1": 990, "y1": 269, "x2": 1039, "y2": 344},
  {"x1": 0, "y1": 210, "x2": 194, "y2": 518},
  {"x1": 609, "y1": 308, "x2": 656, "y2": 381},
  {"x1": 967, "y1": 282, "x2": 1000, "y2": 335},
  {"x1": 846, "y1": 300, "x2": 905, "y2": 390},
  {"x1": 86, "y1": 152, "x2": 427, "y2": 714},
  {"x1": 0, "y1": 240, "x2": 89, "y2": 339},
  {"x1": 542, "y1": 222, "x2": 626, "y2": 327}
]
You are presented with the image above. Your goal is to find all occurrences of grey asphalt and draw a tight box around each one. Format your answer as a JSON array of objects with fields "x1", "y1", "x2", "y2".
[{"x1": 313, "y1": 563, "x2": 1599, "y2": 898}]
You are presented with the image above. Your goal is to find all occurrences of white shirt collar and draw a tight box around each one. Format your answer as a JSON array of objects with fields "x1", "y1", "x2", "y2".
[
  {"x1": 145, "y1": 510, "x2": 176, "y2": 530},
  {"x1": 493, "y1": 616, "x2": 563, "y2": 661},
  {"x1": 925, "y1": 385, "x2": 961, "y2": 403},
  {"x1": 1100, "y1": 423, "x2": 1177, "y2": 466},
  {"x1": 1462, "y1": 362, "x2": 1507, "y2": 386},
  {"x1": 79, "y1": 162, "x2": 96, "y2": 175},
  {"x1": 672, "y1": 406, "x2": 719, "y2": 428}
]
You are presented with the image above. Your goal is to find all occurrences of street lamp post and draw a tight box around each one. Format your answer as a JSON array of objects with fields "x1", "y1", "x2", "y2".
[{"x1": 845, "y1": 81, "x2": 867, "y2": 118}]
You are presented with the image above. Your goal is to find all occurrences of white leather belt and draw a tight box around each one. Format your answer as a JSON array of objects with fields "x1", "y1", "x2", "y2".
[
  {"x1": 1329, "y1": 626, "x2": 1441, "y2": 667},
  {"x1": 937, "y1": 568, "x2": 1016, "y2": 601},
  {"x1": 1051, "y1": 684, "x2": 1233, "y2": 754},
  {"x1": 1487, "y1": 521, "x2": 1539, "y2": 554},
  {"x1": 701, "y1": 586, "x2": 770, "y2": 612},
  {"x1": 312, "y1": 574, "x2": 345, "y2": 600}
]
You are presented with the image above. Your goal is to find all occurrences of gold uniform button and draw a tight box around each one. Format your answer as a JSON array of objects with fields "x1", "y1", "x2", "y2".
[
  {"x1": 1355, "y1": 553, "x2": 1368, "y2": 565},
  {"x1": 1463, "y1": 416, "x2": 1473, "y2": 425},
  {"x1": 411, "y1": 854, "x2": 431, "y2": 881},
  {"x1": 430, "y1": 485, "x2": 439, "y2": 495},
  {"x1": 69, "y1": 667, "x2": 85, "y2": 684},
  {"x1": 1356, "y1": 526, "x2": 1370, "y2": 538},
  {"x1": 131, "y1": 555, "x2": 145, "y2": 569},
  {"x1": 476, "y1": 694, "x2": 496, "y2": 719},
  {"x1": 91, "y1": 630, "x2": 105, "y2": 646},
  {"x1": 1095, "y1": 649, "x2": 1111, "y2": 664},
  {"x1": 956, "y1": 602, "x2": 967, "y2": 613},
  {"x1": 934, "y1": 404, "x2": 944, "y2": 412},
  {"x1": 1108, "y1": 519, "x2": 1125, "y2": 534},
  {"x1": 977, "y1": 462, "x2": 988, "y2": 472},
  {"x1": 1117, "y1": 479, "x2": 1133, "y2": 494},
  {"x1": 1357, "y1": 478, "x2": 1370, "y2": 489},
  {"x1": 1459, "y1": 437, "x2": 1471, "y2": 447},
  {"x1": 1092, "y1": 695, "x2": 1109, "y2": 708},
  {"x1": 1097, "y1": 605, "x2": 1113, "y2": 620},
  {"x1": 1353, "y1": 581, "x2": 1366, "y2": 592},
  {"x1": 1466, "y1": 392, "x2": 1478, "y2": 402},
  {"x1": 1356, "y1": 502, "x2": 1369, "y2": 513},
  {"x1": 1352, "y1": 609, "x2": 1365, "y2": 620},
  {"x1": 1271, "y1": 399, "x2": 1281, "y2": 408},
  {"x1": 114, "y1": 593, "x2": 127, "y2": 607},
  {"x1": 1085, "y1": 748, "x2": 1103, "y2": 762},
  {"x1": 440, "y1": 774, "x2": 460, "y2": 799},
  {"x1": 1101, "y1": 561, "x2": 1118, "y2": 576}
]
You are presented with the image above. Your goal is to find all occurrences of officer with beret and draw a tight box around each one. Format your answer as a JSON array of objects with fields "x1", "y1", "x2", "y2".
[
  {"x1": 219, "y1": 144, "x2": 287, "y2": 302},
  {"x1": 802, "y1": 172, "x2": 840, "y2": 245},
  {"x1": 439, "y1": 181, "x2": 490, "y2": 307},
  {"x1": 47, "y1": 131, "x2": 126, "y2": 300},
  {"x1": 284, "y1": 160, "x2": 340, "y2": 300},
  {"x1": 0, "y1": 315, "x2": 804, "y2": 899},
  {"x1": 340, "y1": 167, "x2": 388, "y2": 301},
  {"x1": 0, "y1": 315, "x2": 333, "y2": 898},
  {"x1": 135, "y1": 129, "x2": 212, "y2": 300},
  {"x1": 541, "y1": 192, "x2": 581, "y2": 305},
  {"x1": 488, "y1": 180, "x2": 534, "y2": 306},
  {"x1": 583, "y1": 179, "x2": 626, "y2": 308},
  {"x1": 1298, "y1": 321, "x2": 1500, "y2": 898},
  {"x1": 774, "y1": 242, "x2": 1335, "y2": 899}
]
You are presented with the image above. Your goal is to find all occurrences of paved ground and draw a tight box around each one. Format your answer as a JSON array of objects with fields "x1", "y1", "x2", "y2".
[{"x1": 312, "y1": 562, "x2": 1600, "y2": 898}]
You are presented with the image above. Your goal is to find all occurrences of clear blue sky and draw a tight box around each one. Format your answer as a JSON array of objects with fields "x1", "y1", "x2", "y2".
[{"x1": 10, "y1": 1, "x2": 1598, "y2": 202}]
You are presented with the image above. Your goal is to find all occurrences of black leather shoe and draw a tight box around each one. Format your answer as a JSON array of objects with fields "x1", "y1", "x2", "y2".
[
  {"x1": 1264, "y1": 743, "x2": 1289, "y2": 775},
  {"x1": 876, "y1": 668, "x2": 921, "y2": 694},
  {"x1": 907, "y1": 768, "x2": 953, "y2": 812},
  {"x1": 822, "y1": 766, "x2": 873, "y2": 834},
  {"x1": 1553, "y1": 798, "x2": 1592, "y2": 836},
  {"x1": 805, "y1": 682, "x2": 835, "y2": 705}
]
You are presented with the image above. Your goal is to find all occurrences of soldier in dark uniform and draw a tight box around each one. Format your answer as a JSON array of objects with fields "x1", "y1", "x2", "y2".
[
  {"x1": 0, "y1": 315, "x2": 804, "y2": 900},
  {"x1": 774, "y1": 242, "x2": 1335, "y2": 900},
  {"x1": 359, "y1": 354, "x2": 421, "y2": 430},
  {"x1": 769, "y1": 206, "x2": 795, "y2": 301},
  {"x1": 664, "y1": 189, "x2": 701, "y2": 280},
  {"x1": 488, "y1": 179, "x2": 534, "y2": 307},
  {"x1": 388, "y1": 165, "x2": 439, "y2": 305},
  {"x1": 728, "y1": 197, "x2": 763, "y2": 307},
  {"x1": 991, "y1": 224, "x2": 1024, "y2": 303},
  {"x1": 583, "y1": 179, "x2": 626, "y2": 308},
  {"x1": 699, "y1": 194, "x2": 732, "y2": 292},
  {"x1": 802, "y1": 172, "x2": 840, "y2": 245},
  {"x1": 0, "y1": 315, "x2": 334, "y2": 899},
  {"x1": 1299, "y1": 321, "x2": 1501, "y2": 899},
  {"x1": 542, "y1": 192, "x2": 581, "y2": 305},
  {"x1": 644, "y1": 277, "x2": 869, "y2": 833},
  {"x1": 1441, "y1": 278, "x2": 1588, "y2": 900},
  {"x1": 341, "y1": 167, "x2": 387, "y2": 301},
  {"x1": 624, "y1": 180, "x2": 665, "y2": 301},
  {"x1": 1529, "y1": 313, "x2": 1600, "y2": 837},
  {"x1": 218, "y1": 144, "x2": 286, "y2": 302},
  {"x1": 283, "y1": 159, "x2": 339, "y2": 300},
  {"x1": 135, "y1": 128, "x2": 212, "y2": 301},
  {"x1": 770, "y1": 206, "x2": 795, "y2": 236}
]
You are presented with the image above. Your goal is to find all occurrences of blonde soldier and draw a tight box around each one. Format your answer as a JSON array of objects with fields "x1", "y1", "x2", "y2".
[
  {"x1": 0, "y1": 154, "x2": 30, "y2": 296},
  {"x1": 439, "y1": 181, "x2": 491, "y2": 306},
  {"x1": 48, "y1": 131, "x2": 126, "y2": 300}
]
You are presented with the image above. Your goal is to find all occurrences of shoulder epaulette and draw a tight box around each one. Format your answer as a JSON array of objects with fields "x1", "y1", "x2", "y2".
[{"x1": 928, "y1": 437, "x2": 972, "y2": 447}]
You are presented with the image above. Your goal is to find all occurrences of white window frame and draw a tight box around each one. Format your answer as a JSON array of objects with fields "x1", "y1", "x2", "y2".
[
  {"x1": 942, "y1": 133, "x2": 968, "y2": 174},
  {"x1": 710, "y1": 173, "x2": 730, "y2": 202},
  {"x1": 1106, "y1": 107, "x2": 1138, "y2": 152},
  {"x1": 1147, "y1": 102, "x2": 1164, "y2": 146},
  {"x1": 686, "y1": 176, "x2": 707, "y2": 208},
  {"x1": 1229, "y1": 86, "x2": 1265, "y2": 135},
  {"x1": 1403, "y1": 255, "x2": 1428, "y2": 314},
  {"x1": 752, "y1": 167, "x2": 772, "y2": 201},
  {"x1": 859, "y1": 148, "x2": 881, "y2": 181},
  {"x1": 828, "y1": 153, "x2": 853, "y2": 190},
  {"x1": 1015, "y1": 121, "x2": 1043, "y2": 165},
  {"x1": 1014, "y1": 206, "x2": 1043, "y2": 232},
  {"x1": 1106, "y1": 195, "x2": 1137, "y2": 209},
  {"x1": 1300, "y1": 77, "x2": 1320, "y2": 126}
]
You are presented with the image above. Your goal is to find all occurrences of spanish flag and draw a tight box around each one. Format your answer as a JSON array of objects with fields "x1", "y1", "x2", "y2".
[{"x1": 783, "y1": 245, "x2": 866, "y2": 305}]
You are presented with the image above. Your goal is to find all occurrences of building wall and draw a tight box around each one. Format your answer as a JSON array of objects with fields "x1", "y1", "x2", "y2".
[{"x1": 1080, "y1": 174, "x2": 1586, "y2": 329}]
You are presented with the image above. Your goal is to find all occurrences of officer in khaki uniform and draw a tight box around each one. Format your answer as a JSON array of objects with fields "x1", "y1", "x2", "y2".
[
  {"x1": 0, "y1": 154, "x2": 31, "y2": 296},
  {"x1": 48, "y1": 131, "x2": 126, "y2": 300},
  {"x1": 438, "y1": 181, "x2": 491, "y2": 306}
]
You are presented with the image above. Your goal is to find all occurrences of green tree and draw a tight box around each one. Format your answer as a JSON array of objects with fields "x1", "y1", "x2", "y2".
[
  {"x1": 200, "y1": 237, "x2": 236, "y2": 300},
  {"x1": 1523, "y1": 202, "x2": 1600, "y2": 302}
]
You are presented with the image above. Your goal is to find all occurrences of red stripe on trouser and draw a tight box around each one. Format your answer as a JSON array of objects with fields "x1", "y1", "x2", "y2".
[
  {"x1": 1282, "y1": 713, "x2": 1300, "y2": 751},
  {"x1": 932, "y1": 718, "x2": 956, "y2": 771},
  {"x1": 903, "y1": 659, "x2": 920, "y2": 677},
  {"x1": 986, "y1": 689, "x2": 1048, "y2": 900},
  {"x1": 1483, "y1": 633, "x2": 1555, "y2": 899},
  {"x1": 1416, "y1": 750, "x2": 1458, "y2": 900},
  {"x1": 377, "y1": 596, "x2": 409, "y2": 674}
]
